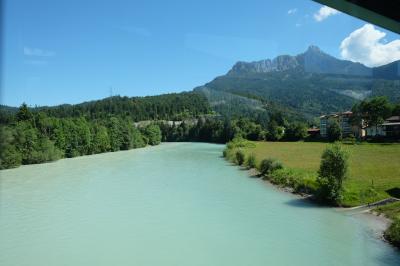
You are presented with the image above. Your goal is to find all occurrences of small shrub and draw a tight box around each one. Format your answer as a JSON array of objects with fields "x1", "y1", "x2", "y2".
[
  {"x1": 259, "y1": 158, "x2": 273, "y2": 175},
  {"x1": 225, "y1": 148, "x2": 237, "y2": 162},
  {"x1": 270, "y1": 160, "x2": 283, "y2": 172},
  {"x1": 246, "y1": 153, "x2": 257, "y2": 169},
  {"x1": 359, "y1": 185, "x2": 379, "y2": 204},
  {"x1": 265, "y1": 168, "x2": 317, "y2": 194},
  {"x1": 222, "y1": 148, "x2": 228, "y2": 158},
  {"x1": 342, "y1": 134, "x2": 356, "y2": 145},
  {"x1": 235, "y1": 150, "x2": 245, "y2": 165},
  {"x1": 384, "y1": 219, "x2": 400, "y2": 248},
  {"x1": 259, "y1": 158, "x2": 283, "y2": 176},
  {"x1": 227, "y1": 137, "x2": 256, "y2": 149}
]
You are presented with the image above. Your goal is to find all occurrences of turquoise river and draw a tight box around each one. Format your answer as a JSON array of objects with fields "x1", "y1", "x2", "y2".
[{"x1": 1, "y1": 143, "x2": 399, "y2": 265}]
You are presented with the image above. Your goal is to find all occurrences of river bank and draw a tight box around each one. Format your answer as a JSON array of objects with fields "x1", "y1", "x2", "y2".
[
  {"x1": 236, "y1": 158, "x2": 400, "y2": 251},
  {"x1": 223, "y1": 138, "x2": 400, "y2": 249}
]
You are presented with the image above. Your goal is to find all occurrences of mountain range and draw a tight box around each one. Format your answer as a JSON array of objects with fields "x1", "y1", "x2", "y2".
[
  {"x1": 195, "y1": 45, "x2": 400, "y2": 120},
  {"x1": 2, "y1": 46, "x2": 399, "y2": 123}
]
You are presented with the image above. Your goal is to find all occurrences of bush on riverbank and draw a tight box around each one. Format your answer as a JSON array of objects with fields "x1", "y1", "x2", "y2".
[
  {"x1": 265, "y1": 168, "x2": 318, "y2": 194},
  {"x1": 224, "y1": 139, "x2": 318, "y2": 196},
  {"x1": 259, "y1": 158, "x2": 283, "y2": 176},
  {"x1": 223, "y1": 137, "x2": 255, "y2": 164},
  {"x1": 385, "y1": 219, "x2": 400, "y2": 248},
  {"x1": 375, "y1": 202, "x2": 400, "y2": 249},
  {"x1": 236, "y1": 150, "x2": 245, "y2": 165},
  {"x1": 246, "y1": 153, "x2": 257, "y2": 169}
]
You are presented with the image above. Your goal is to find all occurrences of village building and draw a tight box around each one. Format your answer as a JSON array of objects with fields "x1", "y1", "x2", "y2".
[
  {"x1": 319, "y1": 111, "x2": 354, "y2": 138},
  {"x1": 319, "y1": 111, "x2": 399, "y2": 139},
  {"x1": 307, "y1": 128, "x2": 320, "y2": 138},
  {"x1": 365, "y1": 116, "x2": 400, "y2": 138}
]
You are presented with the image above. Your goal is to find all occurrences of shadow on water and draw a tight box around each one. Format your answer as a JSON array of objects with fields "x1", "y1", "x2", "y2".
[
  {"x1": 248, "y1": 174, "x2": 261, "y2": 178},
  {"x1": 284, "y1": 197, "x2": 327, "y2": 209},
  {"x1": 386, "y1": 187, "x2": 400, "y2": 198},
  {"x1": 374, "y1": 252, "x2": 400, "y2": 265}
]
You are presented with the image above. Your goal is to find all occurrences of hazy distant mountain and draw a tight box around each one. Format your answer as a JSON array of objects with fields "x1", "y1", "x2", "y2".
[{"x1": 197, "y1": 46, "x2": 400, "y2": 120}]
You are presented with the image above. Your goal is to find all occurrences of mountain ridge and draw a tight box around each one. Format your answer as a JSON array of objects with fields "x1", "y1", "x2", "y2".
[
  {"x1": 228, "y1": 45, "x2": 399, "y2": 79},
  {"x1": 197, "y1": 45, "x2": 400, "y2": 120}
]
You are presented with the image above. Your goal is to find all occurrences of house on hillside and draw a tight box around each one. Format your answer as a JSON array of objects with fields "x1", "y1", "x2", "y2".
[
  {"x1": 365, "y1": 116, "x2": 400, "y2": 138},
  {"x1": 307, "y1": 128, "x2": 320, "y2": 138},
  {"x1": 383, "y1": 116, "x2": 400, "y2": 137},
  {"x1": 320, "y1": 111, "x2": 357, "y2": 138}
]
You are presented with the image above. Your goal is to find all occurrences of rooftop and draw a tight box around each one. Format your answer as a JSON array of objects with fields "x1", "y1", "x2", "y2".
[
  {"x1": 320, "y1": 111, "x2": 353, "y2": 119},
  {"x1": 382, "y1": 122, "x2": 400, "y2": 126},
  {"x1": 386, "y1": 116, "x2": 400, "y2": 122}
]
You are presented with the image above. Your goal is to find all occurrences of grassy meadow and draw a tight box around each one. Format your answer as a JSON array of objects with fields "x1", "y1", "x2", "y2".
[{"x1": 242, "y1": 141, "x2": 400, "y2": 207}]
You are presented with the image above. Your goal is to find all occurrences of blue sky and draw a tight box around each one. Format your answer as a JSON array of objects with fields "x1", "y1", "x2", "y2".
[{"x1": 2, "y1": 0, "x2": 400, "y2": 107}]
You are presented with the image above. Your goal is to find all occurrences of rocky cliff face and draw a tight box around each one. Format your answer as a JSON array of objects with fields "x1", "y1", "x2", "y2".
[
  {"x1": 227, "y1": 45, "x2": 400, "y2": 78},
  {"x1": 228, "y1": 55, "x2": 300, "y2": 75}
]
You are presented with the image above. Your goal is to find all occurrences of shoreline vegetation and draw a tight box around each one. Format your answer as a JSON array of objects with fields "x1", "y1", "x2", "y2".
[{"x1": 223, "y1": 137, "x2": 400, "y2": 249}]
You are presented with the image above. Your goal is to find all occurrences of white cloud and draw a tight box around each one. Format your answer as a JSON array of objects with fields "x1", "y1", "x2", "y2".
[
  {"x1": 23, "y1": 46, "x2": 55, "y2": 57},
  {"x1": 340, "y1": 24, "x2": 400, "y2": 67},
  {"x1": 287, "y1": 8, "x2": 297, "y2": 15},
  {"x1": 313, "y1": 6, "x2": 339, "y2": 22}
]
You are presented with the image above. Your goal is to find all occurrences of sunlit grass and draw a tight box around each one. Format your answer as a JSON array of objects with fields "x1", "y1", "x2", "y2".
[{"x1": 243, "y1": 141, "x2": 400, "y2": 206}]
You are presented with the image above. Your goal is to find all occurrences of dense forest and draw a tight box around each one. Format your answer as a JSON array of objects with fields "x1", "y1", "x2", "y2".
[
  {"x1": 0, "y1": 92, "x2": 211, "y2": 124},
  {"x1": 0, "y1": 92, "x2": 209, "y2": 169},
  {"x1": 0, "y1": 107, "x2": 296, "y2": 170}
]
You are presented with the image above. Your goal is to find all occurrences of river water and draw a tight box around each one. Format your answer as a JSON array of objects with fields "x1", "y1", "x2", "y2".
[{"x1": 0, "y1": 143, "x2": 399, "y2": 265}]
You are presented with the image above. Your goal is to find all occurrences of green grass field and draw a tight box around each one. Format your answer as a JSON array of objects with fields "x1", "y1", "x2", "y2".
[{"x1": 243, "y1": 141, "x2": 400, "y2": 206}]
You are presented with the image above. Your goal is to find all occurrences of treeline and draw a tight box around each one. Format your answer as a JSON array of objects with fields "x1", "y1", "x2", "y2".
[
  {"x1": 351, "y1": 96, "x2": 400, "y2": 129},
  {"x1": 0, "y1": 104, "x2": 163, "y2": 169},
  {"x1": 0, "y1": 92, "x2": 211, "y2": 124},
  {"x1": 157, "y1": 116, "x2": 309, "y2": 143},
  {"x1": 0, "y1": 102, "x2": 310, "y2": 169},
  {"x1": 0, "y1": 92, "x2": 215, "y2": 169}
]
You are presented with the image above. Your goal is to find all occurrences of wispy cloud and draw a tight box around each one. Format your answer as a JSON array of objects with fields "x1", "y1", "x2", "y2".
[
  {"x1": 23, "y1": 46, "x2": 56, "y2": 57},
  {"x1": 313, "y1": 6, "x2": 339, "y2": 22},
  {"x1": 287, "y1": 8, "x2": 297, "y2": 15},
  {"x1": 340, "y1": 24, "x2": 400, "y2": 67}
]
